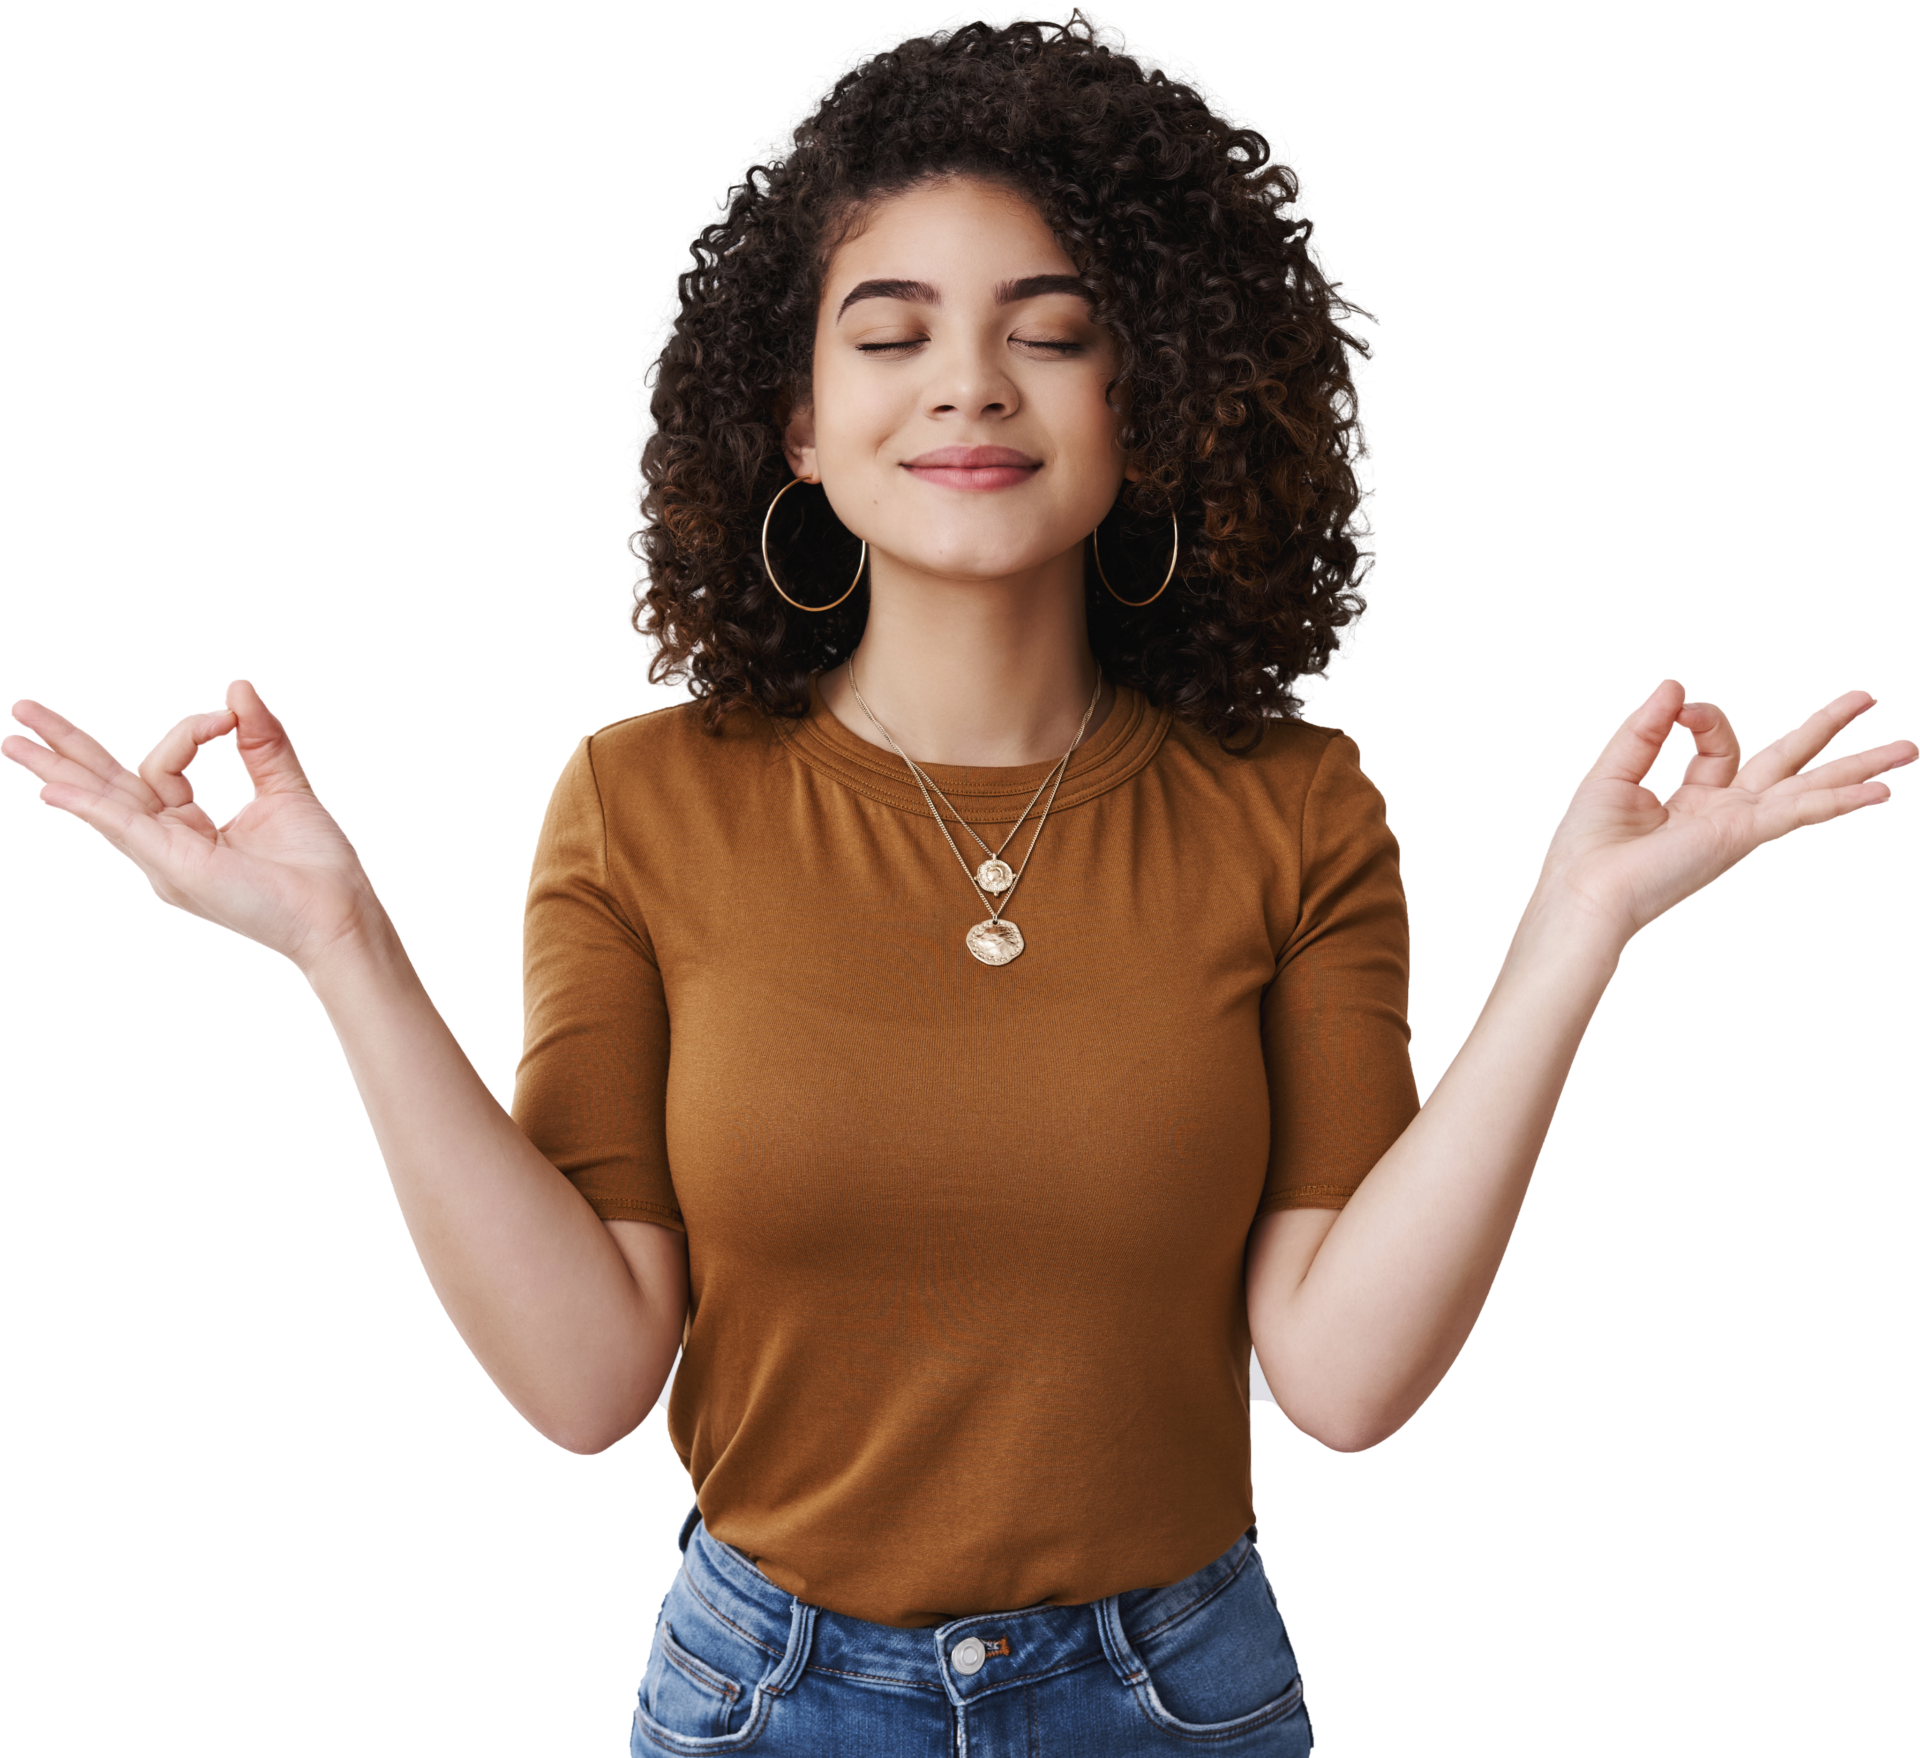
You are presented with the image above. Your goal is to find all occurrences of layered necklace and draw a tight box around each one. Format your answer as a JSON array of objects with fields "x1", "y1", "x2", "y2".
[{"x1": 846, "y1": 655, "x2": 1103, "y2": 967}]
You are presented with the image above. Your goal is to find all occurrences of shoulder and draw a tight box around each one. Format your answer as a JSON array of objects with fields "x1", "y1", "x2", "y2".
[
  {"x1": 553, "y1": 698, "x2": 795, "y2": 843},
  {"x1": 1158, "y1": 713, "x2": 1378, "y2": 804},
  {"x1": 580, "y1": 699, "x2": 705, "y2": 776},
  {"x1": 1151, "y1": 714, "x2": 1395, "y2": 876},
  {"x1": 574, "y1": 697, "x2": 789, "y2": 790},
  {"x1": 534, "y1": 699, "x2": 792, "y2": 878}
]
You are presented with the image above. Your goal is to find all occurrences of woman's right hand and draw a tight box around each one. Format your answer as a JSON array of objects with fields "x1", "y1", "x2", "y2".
[{"x1": 6, "y1": 679, "x2": 383, "y2": 974}]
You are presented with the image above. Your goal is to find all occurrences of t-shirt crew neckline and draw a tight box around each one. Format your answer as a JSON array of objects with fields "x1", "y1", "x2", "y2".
[{"x1": 777, "y1": 672, "x2": 1172, "y2": 825}]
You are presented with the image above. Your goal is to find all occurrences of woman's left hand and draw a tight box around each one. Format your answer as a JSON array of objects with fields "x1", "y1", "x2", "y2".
[{"x1": 1537, "y1": 680, "x2": 1914, "y2": 947}]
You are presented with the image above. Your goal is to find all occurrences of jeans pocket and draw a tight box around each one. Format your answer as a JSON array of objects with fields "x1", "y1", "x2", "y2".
[
  {"x1": 634, "y1": 1607, "x2": 766, "y2": 1752},
  {"x1": 651, "y1": 1622, "x2": 745, "y2": 1737},
  {"x1": 1106, "y1": 1547, "x2": 1312, "y2": 1748}
]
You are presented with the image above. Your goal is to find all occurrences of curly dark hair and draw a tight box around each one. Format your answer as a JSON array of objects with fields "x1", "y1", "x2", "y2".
[{"x1": 635, "y1": 13, "x2": 1371, "y2": 750}]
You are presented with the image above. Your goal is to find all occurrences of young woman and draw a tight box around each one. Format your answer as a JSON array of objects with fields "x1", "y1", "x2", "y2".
[{"x1": 7, "y1": 19, "x2": 1908, "y2": 1757}]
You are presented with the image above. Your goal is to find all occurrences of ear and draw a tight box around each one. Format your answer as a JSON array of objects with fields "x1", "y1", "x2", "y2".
[{"x1": 782, "y1": 398, "x2": 819, "y2": 482}]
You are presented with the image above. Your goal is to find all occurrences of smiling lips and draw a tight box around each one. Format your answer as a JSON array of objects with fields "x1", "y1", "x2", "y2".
[{"x1": 902, "y1": 445, "x2": 1042, "y2": 491}]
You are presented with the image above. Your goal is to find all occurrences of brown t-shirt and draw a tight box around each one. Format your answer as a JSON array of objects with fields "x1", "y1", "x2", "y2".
[{"x1": 511, "y1": 679, "x2": 1418, "y2": 1628}]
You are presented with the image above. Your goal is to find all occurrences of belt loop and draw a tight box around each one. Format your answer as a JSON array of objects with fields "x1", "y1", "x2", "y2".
[
  {"x1": 1094, "y1": 1596, "x2": 1147, "y2": 1687},
  {"x1": 676, "y1": 1503, "x2": 701, "y2": 1554},
  {"x1": 764, "y1": 1597, "x2": 816, "y2": 1696}
]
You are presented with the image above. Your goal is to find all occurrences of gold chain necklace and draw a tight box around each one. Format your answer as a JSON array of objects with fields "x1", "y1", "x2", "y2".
[{"x1": 846, "y1": 656, "x2": 1103, "y2": 967}]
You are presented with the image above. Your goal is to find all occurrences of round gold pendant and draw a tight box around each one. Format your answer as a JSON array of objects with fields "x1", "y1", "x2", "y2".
[
  {"x1": 966, "y1": 919, "x2": 1025, "y2": 966},
  {"x1": 974, "y1": 857, "x2": 1014, "y2": 895}
]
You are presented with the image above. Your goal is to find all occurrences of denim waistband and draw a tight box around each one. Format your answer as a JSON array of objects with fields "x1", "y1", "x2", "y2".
[{"x1": 673, "y1": 1510, "x2": 1258, "y2": 1709}]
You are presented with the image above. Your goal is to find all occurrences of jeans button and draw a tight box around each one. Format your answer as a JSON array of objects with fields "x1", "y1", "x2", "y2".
[{"x1": 950, "y1": 1637, "x2": 986, "y2": 1676}]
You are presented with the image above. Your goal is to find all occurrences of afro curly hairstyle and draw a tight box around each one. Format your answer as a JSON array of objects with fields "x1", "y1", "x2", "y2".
[{"x1": 636, "y1": 13, "x2": 1372, "y2": 751}]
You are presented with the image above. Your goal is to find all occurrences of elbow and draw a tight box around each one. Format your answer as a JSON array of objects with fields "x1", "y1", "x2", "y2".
[
  {"x1": 531, "y1": 1390, "x2": 653, "y2": 1455},
  {"x1": 549, "y1": 1424, "x2": 623, "y2": 1456},
  {"x1": 1260, "y1": 1348, "x2": 1423, "y2": 1454},
  {"x1": 544, "y1": 1413, "x2": 640, "y2": 1455},
  {"x1": 1282, "y1": 1398, "x2": 1409, "y2": 1455},
  {"x1": 1307, "y1": 1418, "x2": 1396, "y2": 1455},
  {"x1": 527, "y1": 1356, "x2": 674, "y2": 1455}
]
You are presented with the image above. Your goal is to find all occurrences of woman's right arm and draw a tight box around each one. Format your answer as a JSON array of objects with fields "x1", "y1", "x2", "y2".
[{"x1": 5, "y1": 681, "x2": 686, "y2": 1454}]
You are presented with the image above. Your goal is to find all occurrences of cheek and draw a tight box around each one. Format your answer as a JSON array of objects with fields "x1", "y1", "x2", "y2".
[
  {"x1": 809, "y1": 357, "x2": 904, "y2": 471},
  {"x1": 1052, "y1": 375, "x2": 1129, "y2": 486},
  {"x1": 1055, "y1": 355, "x2": 1125, "y2": 438}
]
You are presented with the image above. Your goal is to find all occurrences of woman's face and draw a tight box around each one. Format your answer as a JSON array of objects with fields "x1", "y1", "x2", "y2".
[{"x1": 786, "y1": 176, "x2": 1131, "y2": 584}]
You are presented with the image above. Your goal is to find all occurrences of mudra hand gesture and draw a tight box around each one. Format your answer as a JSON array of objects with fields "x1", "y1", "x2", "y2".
[
  {"x1": 4, "y1": 667, "x2": 1912, "y2": 1465},
  {"x1": 6, "y1": 680, "x2": 381, "y2": 976},
  {"x1": 9, "y1": 677, "x2": 1907, "y2": 966},
  {"x1": 1536, "y1": 680, "x2": 1911, "y2": 947}
]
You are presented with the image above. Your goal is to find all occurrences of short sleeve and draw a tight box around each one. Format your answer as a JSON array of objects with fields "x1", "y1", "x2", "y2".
[
  {"x1": 1257, "y1": 732, "x2": 1420, "y2": 1212},
  {"x1": 510, "y1": 737, "x2": 683, "y2": 1231}
]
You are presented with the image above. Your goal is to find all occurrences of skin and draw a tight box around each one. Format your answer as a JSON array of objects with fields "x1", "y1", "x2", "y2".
[
  {"x1": 5, "y1": 175, "x2": 1914, "y2": 1459},
  {"x1": 791, "y1": 176, "x2": 1130, "y2": 764}
]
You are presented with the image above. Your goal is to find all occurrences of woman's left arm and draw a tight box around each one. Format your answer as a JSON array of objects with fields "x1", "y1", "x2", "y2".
[{"x1": 1247, "y1": 681, "x2": 1913, "y2": 1453}]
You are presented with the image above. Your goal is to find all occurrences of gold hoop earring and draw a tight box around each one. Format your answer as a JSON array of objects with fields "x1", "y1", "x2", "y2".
[
  {"x1": 1093, "y1": 508, "x2": 1180, "y2": 607},
  {"x1": 760, "y1": 477, "x2": 866, "y2": 612}
]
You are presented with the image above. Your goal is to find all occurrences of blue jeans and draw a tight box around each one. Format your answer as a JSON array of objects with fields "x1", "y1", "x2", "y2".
[{"x1": 630, "y1": 1510, "x2": 1313, "y2": 1755}]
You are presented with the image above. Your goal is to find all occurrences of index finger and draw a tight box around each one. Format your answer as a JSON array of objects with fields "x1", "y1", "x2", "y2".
[
  {"x1": 138, "y1": 709, "x2": 241, "y2": 809},
  {"x1": 1675, "y1": 701, "x2": 1740, "y2": 789}
]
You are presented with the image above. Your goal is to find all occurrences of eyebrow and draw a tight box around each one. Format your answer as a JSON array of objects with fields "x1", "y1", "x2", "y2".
[{"x1": 835, "y1": 273, "x2": 1093, "y2": 320}]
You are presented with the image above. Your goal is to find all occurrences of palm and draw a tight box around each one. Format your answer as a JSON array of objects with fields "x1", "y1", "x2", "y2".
[
  {"x1": 5, "y1": 682, "x2": 376, "y2": 969},
  {"x1": 1542, "y1": 682, "x2": 1913, "y2": 940},
  {"x1": 150, "y1": 787, "x2": 364, "y2": 943}
]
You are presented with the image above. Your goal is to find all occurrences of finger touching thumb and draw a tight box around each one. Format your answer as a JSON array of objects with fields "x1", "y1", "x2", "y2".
[
  {"x1": 1624, "y1": 677, "x2": 1689, "y2": 748},
  {"x1": 225, "y1": 678, "x2": 312, "y2": 794},
  {"x1": 1585, "y1": 678, "x2": 1686, "y2": 786}
]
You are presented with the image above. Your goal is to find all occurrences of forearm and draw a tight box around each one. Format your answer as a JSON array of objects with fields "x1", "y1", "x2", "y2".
[
  {"x1": 305, "y1": 913, "x2": 683, "y2": 1452},
  {"x1": 1250, "y1": 887, "x2": 1622, "y2": 1449}
]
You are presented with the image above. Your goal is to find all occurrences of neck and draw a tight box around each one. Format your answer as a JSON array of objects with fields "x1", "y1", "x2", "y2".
[{"x1": 818, "y1": 540, "x2": 1111, "y2": 767}]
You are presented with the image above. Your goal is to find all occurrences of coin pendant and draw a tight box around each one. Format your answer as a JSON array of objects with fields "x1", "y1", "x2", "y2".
[
  {"x1": 974, "y1": 857, "x2": 1014, "y2": 895},
  {"x1": 966, "y1": 919, "x2": 1025, "y2": 966}
]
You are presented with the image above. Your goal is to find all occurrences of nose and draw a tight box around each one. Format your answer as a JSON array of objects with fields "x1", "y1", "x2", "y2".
[{"x1": 925, "y1": 338, "x2": 1019, "y2": 422}]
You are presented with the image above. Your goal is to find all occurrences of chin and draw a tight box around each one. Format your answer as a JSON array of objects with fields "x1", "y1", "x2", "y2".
[
  {"x1": 921, "y1": 552, "x2": 1055, "y2": 583},
  {"x1": 882, "y1": 526, "x2": 1080, "y2": 584}
]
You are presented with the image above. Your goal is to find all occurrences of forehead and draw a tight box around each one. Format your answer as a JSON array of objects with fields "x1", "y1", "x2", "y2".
[{"x1": 822, "y1": 177, "x2": 1075, "y2": 295}]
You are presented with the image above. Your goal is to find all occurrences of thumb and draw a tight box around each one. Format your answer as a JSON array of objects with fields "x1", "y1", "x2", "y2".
[
  {"x1": 225, "y1": 678, "x2": 313, "y2": 795},
  {"x1": 1584, "y1": 679, "x2": 1686, "y2": 787}
]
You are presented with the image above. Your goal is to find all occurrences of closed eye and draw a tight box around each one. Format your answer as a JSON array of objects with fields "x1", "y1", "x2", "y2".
[{"x1": 852, "y1": 337, "x2": 1090, "y2": 355}]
